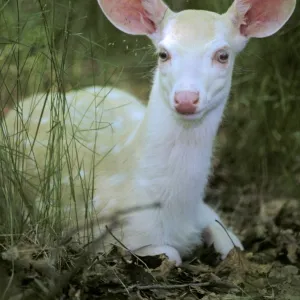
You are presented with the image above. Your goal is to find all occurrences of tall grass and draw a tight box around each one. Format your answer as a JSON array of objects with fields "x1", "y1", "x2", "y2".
[
  {"x1": 0, "y1": 0, "x2": 118, "y2": 248},
  {"x1": 0, "y1": 0, "x2": 299, "y2": 253}
]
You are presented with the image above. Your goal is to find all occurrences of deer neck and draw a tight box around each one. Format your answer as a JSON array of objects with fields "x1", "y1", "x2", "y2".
[{"x1": 128, "y1": 70, "x2": 227, "y2": 208}]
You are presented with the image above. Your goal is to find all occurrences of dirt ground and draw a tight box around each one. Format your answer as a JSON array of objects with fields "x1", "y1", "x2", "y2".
[{"x1": 0, "y1": 165, "x2": 299, "y2": 300}]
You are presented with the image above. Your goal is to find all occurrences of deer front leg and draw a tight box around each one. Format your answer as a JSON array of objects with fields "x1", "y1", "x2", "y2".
[
  {"x1": 200, "y1": 203, "x2": 243, "y2": 259},
  {"x1": 132, "y1": 245, "x2": 182, "y2": 266}
]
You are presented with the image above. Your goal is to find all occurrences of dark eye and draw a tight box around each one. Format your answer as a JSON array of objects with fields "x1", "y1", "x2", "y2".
[
  {"x1": 158, "y1": 50, "x2": 170, "y2": 62},
  {"x1": 215, "y1": 49, "x2": 229, "y2": 64}
]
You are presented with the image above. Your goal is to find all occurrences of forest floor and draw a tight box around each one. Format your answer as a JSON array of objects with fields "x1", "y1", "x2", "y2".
[{"x1": 1, "y1": 168, "x2": 299, "y2": 300}]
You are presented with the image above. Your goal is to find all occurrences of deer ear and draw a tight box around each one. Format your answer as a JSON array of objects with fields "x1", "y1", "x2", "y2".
[
  {"x1": 97, "y1": 0, "x2": 171, "y2": 37},
  {"x1": 226, "y1": 0, "x2": 296, "y2": 38}
]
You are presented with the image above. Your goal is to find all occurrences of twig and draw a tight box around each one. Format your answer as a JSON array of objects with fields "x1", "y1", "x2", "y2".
[
  {"x1": 110, "y1": 282, "x2": 211, "y2": 293},
  {"x1": 59, "y1": 202, "x2": 160, "y2": 246},
  {"x1": 215, "y1": 219, "x2": 236, "y2": 248},
  {"x1": 105, "y1": 225, "x2": 154, "y2": 271},
  {"x1": 110, "y1": 278, "x2": 237, "y2": 294}
]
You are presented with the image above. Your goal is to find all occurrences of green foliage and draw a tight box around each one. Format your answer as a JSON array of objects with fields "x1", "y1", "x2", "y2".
[{"x1": 222, "y1": 12, "x2": 300, "y2": 195}]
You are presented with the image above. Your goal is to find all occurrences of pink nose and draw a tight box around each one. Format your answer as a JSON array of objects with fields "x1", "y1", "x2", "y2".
[{"x1": 174, "y1": 91, "x2": 199, "y2": 115}]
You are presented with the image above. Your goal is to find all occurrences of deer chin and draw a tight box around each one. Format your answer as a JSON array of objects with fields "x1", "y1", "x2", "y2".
[
  {"x1": 174, "y1": 110, "x2": 203, "y2": 121},
  {"x1": 173, "y1": 101, "x2": 222, "y2": 122}
]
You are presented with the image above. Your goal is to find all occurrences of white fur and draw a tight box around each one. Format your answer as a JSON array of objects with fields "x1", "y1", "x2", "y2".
[
  {"x1": 101, "y1": 68, "x2": 239, "y2": 266},
  {"x1": 91, "y1": 0, "x2": 295, "y2": 265}
]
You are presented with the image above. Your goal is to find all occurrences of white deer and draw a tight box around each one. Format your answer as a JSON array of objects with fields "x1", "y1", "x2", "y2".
[{"x1": 2, "y1": 0, "x2": 296, "y2": 266}]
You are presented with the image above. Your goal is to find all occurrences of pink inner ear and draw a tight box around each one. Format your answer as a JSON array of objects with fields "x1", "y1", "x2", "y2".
[
  {"x1": 239, "y1": 0, "x2": 286, "y2": 37},
  {"x1": 98, "y1": 0, "x2": 157, "y2": 35}
]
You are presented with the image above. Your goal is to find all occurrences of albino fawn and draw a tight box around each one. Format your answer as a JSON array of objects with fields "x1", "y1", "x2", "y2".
[{"x1": 3, "y1": 0, "x2": 296, "y2": 266}]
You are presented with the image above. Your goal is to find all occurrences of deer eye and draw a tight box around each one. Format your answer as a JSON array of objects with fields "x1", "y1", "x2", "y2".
[
  {"x1": 214, "y1": 49, "x2": 229, "y2": 64},
  {"x1": 158, "y1": 50, "x2": 170, "y2": 62}
]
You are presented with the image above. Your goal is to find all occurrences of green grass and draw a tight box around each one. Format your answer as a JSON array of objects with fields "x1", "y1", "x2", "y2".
[
  {"x1": 0, "y1": 0, "x2": 299, "y2": 290},
  {"x1": 222, "y1": 19, "x2": 300, "y2": 196}
]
